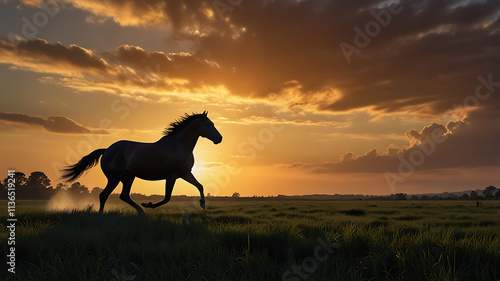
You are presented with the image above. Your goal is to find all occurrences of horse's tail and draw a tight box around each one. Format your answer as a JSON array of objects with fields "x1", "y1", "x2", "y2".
[{"x1": 60, "y1": 149, "x2": 107, "y2": 182}]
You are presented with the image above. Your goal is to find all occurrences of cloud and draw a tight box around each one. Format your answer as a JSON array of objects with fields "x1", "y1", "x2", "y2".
[
  {"x1": 0, "y1": 38, "x2": 225, "y2": 93},
  {"x1": 13, "y1": 0, "x2": 500, "y2": 117},
  {"x1": 107, "y1": 44, "x2": 224, "y2": 90},
  {"x1": 199, "y1": 162, "x2": 226, "y2": 168},
  {"x1": 218, "y1": 115, "x2": 351, "y2": 128},
  {"x1": 16, "y1": 0, "x2": 166, "y2": 27},
  {"x1": 0, "y1": 38, "x2": 359, "y2": 126},
  {"x1": 0, "y1": 38, "x2": 228, "y2": 105},
  {"x1": 405, "y1": 123, "x2": 447, "y2": 145},
  {"x1": 285, "y1": 149, "x2": 397, "y2": 173},
  {"x1": 284, "y1": 108, "x2": 500, "y2": 173},
  {"x1": 2, "y1": 0, "x2": 500, "y2": 126},
  {"x1": 0, "y1": 112, "x2": 108, "y2": 134},
  {"x1": 0, "y1": 38, "x2": 110, "y2": 75}
]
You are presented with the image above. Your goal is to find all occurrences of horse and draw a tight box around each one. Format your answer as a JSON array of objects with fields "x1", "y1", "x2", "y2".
[{"x1": 60, "y1": 111, "x2": 222, "y2": 215}]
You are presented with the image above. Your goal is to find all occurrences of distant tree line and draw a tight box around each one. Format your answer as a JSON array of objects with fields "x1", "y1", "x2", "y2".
[
  {"x1": 1, "y1": 171, "x2": 102, "y2": 200},
  {"x1": 391, "y1": 186, "x2": 500, "y2": 200},
  {"x1": 1, "y1": 171, "x2": 499, "y2": 201}
]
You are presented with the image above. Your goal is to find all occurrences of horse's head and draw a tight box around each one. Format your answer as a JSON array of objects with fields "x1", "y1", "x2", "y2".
[{"x1": 198, "y1": 111, "x2": 222, "y2": 144}]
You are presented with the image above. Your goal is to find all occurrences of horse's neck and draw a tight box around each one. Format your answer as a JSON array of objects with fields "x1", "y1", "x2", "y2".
[{"x1": 172, "y1": 122, "x2": 200, "y2": 152}]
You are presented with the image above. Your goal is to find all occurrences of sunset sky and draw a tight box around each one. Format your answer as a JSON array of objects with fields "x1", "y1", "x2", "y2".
[{"x1": 1, "y1": 0, "x2": 499, "y2": 197}]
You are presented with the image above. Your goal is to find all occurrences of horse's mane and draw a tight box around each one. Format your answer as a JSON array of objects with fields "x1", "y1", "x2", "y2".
[{"x1": 163, "y1": 112, "x2": 206, "y2": 136}]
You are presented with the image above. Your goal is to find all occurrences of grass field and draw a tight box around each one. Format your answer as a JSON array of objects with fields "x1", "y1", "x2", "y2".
[{"x1": 1, "y1": 199, "x2": 500, "y2": 281}]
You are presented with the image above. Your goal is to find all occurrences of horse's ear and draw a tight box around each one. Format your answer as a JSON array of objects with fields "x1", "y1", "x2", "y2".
[{"x1": 203, "y1": 111, "x2": 208, "y2": 116}]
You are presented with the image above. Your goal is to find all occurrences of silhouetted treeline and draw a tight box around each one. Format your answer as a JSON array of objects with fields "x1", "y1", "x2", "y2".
[
  {"x1": 1, "y1": 171, "x2": 499, "y2": 201},
  {"x1": 0, "y1": 171, "x2": 103, "y2": 200}
]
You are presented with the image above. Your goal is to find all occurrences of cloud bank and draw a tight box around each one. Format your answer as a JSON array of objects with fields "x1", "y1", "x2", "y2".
[
  {"x1": 0, "y1": 112, "x2": 108, "y2": 134},
  {"x1": 4, "y1": 0, "x2": 500, "y2": 116}
]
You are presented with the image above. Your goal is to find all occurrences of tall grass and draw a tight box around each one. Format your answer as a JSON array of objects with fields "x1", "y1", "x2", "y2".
[{"x1": 1, "y1": 200, "x2": 499, "y2": 280}]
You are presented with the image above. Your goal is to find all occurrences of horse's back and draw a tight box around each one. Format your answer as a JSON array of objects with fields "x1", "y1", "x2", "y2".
[
  {"x1": 101, "y1": 139, "x2": 174, "y2": 179},
  {"x1": 100, "y1": 140, "x2": 145, "y2": 176}
]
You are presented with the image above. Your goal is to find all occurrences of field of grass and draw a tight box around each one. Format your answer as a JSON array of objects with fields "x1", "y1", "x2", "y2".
[{"x1": 1, "y1": 199, "x2": 500, "y2": 281}]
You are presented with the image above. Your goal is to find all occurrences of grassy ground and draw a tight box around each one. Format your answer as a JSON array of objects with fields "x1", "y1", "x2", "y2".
[{"x1": 1, "y1": 199, "x2": 500, "y2": 281}]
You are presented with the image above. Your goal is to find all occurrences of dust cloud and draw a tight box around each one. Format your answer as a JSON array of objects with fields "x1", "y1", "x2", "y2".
[{"x1": 45, "y1": 190, "x2": 99, "y2": 211}]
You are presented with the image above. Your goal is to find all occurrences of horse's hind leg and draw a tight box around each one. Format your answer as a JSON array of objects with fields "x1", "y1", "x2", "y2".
[
  {"x1": 99, "y1": 178, "x2": 119, "y2": 214},
  {"x1": 119, "y1": 176, "x2": 145, "y2": 215},
  {"x1": 142, "y1": 176, "x2": 176, "y2": 209}
]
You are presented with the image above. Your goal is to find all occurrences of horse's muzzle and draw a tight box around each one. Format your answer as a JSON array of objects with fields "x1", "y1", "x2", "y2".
[{"x1": 213, "y1": 136, "x2": 222, "y2": 144}]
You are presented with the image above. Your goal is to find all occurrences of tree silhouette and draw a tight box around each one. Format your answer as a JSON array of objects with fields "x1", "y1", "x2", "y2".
[
  {"x1": 232, "y1": 192, "x2": 240, "y2": 198},
  {"x1": 486, "y1": 185, "x2": 497, "y2": 191},
  {"x1": 483, "y1": 186, "x2": 497, "y2": 199},
  {"x1": 90, "y1": 187, "x2": 103, "y2": 195},
  {"x1": 495, "y1": 190, "x2": 500, "y2": 199},
  {"x1": 55, "y1": 183, "x2": 67, "y2": 191},
  {"x1": 394, "y1": 193, "x2": 407, "y2": 200},
  {"x1": 68, "y1": 182, "x2": 89, "y2": 194},
  {"x1": 2, "y1": 172, "x2": 27, "y2": 188},
  {"x1": 431, "y1": 195, "x2": 441, "y2": 200},
  {"x1": 470, "y1": 191, "x2": 478, "y2": 199},
  {"x1": 26, "y1": 171, "x2": 52, "y2": 190}
]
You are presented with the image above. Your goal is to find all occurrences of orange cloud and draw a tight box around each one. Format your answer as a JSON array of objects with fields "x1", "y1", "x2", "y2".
[
  {"x1": 18, "y1": 0, "x2": 224, "y2": 36},
  {"x1": 0, "y1": 38, "x2": 109, "y2": 75}
]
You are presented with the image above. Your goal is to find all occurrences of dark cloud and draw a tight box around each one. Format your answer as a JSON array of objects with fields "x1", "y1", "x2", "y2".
[
  {"x1": 0, "y1": 39, "x2": 225, "y2": 95},
  {"x1": 0, "y1": 38, "x2": 109, "y2": 72},
  {"x1": 181, "y1": 0, "x2": 500, "y2": 115},
  {"x1": 0, "y1": 112, "x2": 108, "y2": 134},
  {"x1": 108, "y1": 44, "x2": 223, "y2": 90}
]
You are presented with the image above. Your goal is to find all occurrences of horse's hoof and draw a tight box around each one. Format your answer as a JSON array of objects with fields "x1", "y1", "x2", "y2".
[
  {"x1": 200, "y1": 201, "x2": 205, "y2": 209},
  {"x1": 141, "y1": 202, "x2": 154, "y2": 208}
]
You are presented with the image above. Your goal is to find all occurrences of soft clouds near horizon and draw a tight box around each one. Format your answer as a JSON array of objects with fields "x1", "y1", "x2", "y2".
[{"x1": 284, "y1": 108, "x2": 500, "y2": 174}]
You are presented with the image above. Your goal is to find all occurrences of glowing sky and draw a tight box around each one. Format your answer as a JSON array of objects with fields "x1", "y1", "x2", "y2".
[{"x1": 1, "y1": 0, "x2": 499, "y2": 196}]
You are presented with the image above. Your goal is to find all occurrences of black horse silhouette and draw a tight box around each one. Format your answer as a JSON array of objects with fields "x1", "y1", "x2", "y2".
[{"x1": 61, "y1": 111, "x2": 222, "y2": 214}]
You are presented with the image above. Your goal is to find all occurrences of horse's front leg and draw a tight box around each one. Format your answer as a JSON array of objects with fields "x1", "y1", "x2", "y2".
[
  {"x1": 181, "y1": 172, "x2": 205, "y2": 209},
  {"x1": 142, "y1": 176, "x2": 176, "y2": 209}
]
